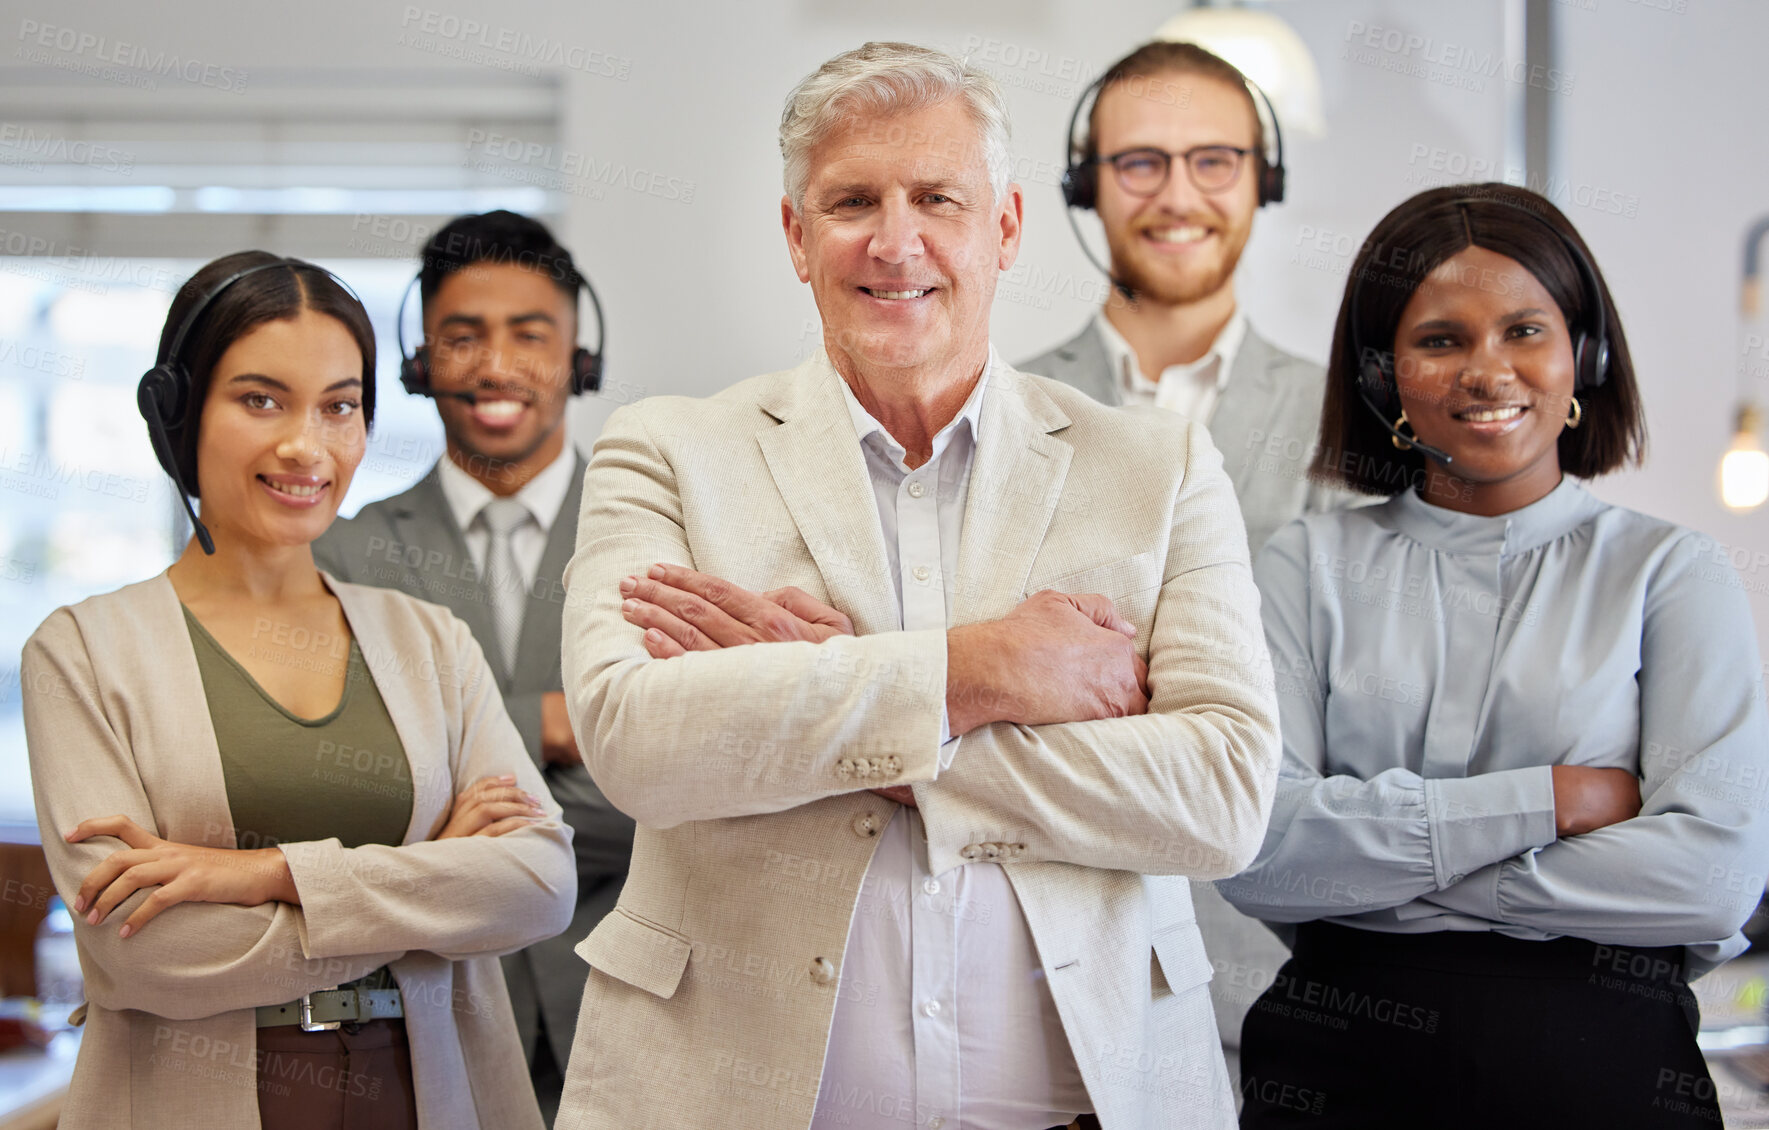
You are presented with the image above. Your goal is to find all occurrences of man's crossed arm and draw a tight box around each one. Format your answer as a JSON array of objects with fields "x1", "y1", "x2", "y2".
[{"x1": 617, "y1": 563, "x2": 1151, "y2": 806}]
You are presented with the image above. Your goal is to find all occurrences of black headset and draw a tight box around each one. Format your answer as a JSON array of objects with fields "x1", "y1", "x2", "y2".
[
  {"x1": 1061, "y1": 67, "x2": 1287, "y2": 212},
  {"x1": 1350, "y1": 195, "x2": 1613, "y2": 466},
  {"x1": 139, "y1": 256, "x2": 361, "y2": 555},
  {"x1": 395, "y1": 263, "x2": 605, "y2": 399}
]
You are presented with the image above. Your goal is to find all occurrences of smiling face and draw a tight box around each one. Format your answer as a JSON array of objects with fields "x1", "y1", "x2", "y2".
[
  {"x1": 782, "y1": 97, "x2": 1022, "y2": 379},
  {"x1": 1091, "y1": 72, "x2": 1260, "y2": 307},
  {"x1": 423, "y1": 261, "x2": 576, "y2": 479},
  {"x1": 193, "y1": 308, "x2": 367, "y2": 549},
  {"x1": 1391, "y1": 244, "x2": 1579, "y2": 514}
]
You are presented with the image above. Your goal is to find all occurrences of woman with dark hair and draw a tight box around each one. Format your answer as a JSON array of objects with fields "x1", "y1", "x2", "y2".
[
  {"x1": 21, "y1": 250, "x2": 575, "y2": 1130},
  {"x1": 1218, "y1": 185, "x2": 1769, "y2": 1128}
]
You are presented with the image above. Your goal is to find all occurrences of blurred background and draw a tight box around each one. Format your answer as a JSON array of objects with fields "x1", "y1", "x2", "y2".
[{"x1": 0, "y1": 0, "x2": 1766, "y2": 1122}]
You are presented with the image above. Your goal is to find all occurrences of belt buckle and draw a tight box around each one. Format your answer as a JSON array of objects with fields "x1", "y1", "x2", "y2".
[{"x1": 299, "y1": 988, "x2": 344, "y2": 1032}]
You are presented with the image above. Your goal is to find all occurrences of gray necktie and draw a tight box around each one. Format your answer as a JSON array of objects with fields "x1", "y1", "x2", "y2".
[{"x1": 478, "y1": 497, "x2": 532, "y2": 677}]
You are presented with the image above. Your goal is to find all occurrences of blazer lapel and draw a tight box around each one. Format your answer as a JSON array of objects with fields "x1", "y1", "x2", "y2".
[
  {"x1": 951, "y1": 366, "x2": 1074, "y2": 626},
  {"x1": 130, "y1": 575, "x2": 239, "y2": 848},
  {"x1": 755, "y1": 355, "x2": 902, "y2": 638},
  {"x1": 388, "y1": 466, "x2": 503, "y2": 665},
  {"x1": 1206, "y1": 330, "x2": 1282, "y2": 497},
  {"x1": 512, "y1": 454, "x2": 585, "y2": 686},
  {"x1": 1072, "y1": 322, "x2": 1122, "y2": 407},
  {"x1": 330, "y1": 582, "x2": 450, "y2": 844}
]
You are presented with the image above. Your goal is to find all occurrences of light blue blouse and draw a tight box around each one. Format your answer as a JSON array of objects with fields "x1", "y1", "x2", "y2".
[{"x1": 1218, "y1": 478, "x2": 1769, "y2": 975}]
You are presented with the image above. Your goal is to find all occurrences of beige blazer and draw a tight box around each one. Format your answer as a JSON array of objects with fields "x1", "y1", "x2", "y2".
[
  {"x1": 557, "y1": 352, "x2": 1281, "y2": 1129},
  {"x1": 21, "y1": 573, "x2": 577, "y2": 1130}
]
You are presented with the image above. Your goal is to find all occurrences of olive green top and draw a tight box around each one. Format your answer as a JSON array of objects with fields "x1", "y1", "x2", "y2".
[
  {"x1": 182, "y1": 604, "x2": 415, "y2": 852},
  {"x1": 183, "y1": 603, "x2": 416, "y2": 997}
]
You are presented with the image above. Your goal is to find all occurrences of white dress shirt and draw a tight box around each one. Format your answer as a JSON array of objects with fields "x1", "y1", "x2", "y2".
[
  {"x1": 435, "y1": 443, "x2": 577, "y2": 587},
  {"x1": 814, "y1": 349, "x2": 1090, "y2": 1130},
  {"x1": 1093, "y1": 307, "x2": 1246, "y2": 422}
]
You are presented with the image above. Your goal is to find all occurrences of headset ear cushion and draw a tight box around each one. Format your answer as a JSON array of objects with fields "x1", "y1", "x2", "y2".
[
  {"x1": 399, "y1": 346, "x2": 429, "y2": 396},
  {"x1": 137, "y1": 364, "x2": 184, "y2": 426},
  {"x1": 1062, "y1": 164, "x2": 1096, "y2": 211},
  {"x1": 572, "y1": 347, "x2": 601, "y2": 395},
  {"x1": 1359, "y1": 355, "x2": 1393, "y2": 414},
  {"x1": 1261, "y1": 164, "x2": 1285, "y2": 206}
]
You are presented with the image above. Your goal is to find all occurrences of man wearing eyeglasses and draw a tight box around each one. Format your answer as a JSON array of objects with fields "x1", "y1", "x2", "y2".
[
  {"x1": 1021, "y1": 41, "x2": 1355, "y2": 1094},
  {"x1": 1021, "y1": 40, "x2": 1348, "y2": 555}
]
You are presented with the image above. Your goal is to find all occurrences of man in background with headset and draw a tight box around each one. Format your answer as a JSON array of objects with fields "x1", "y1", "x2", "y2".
[
  {"x1": 314, "y1": 209, "x2": 633, "y2": 1124},
  {"x1": 1019, "y1": 41, "x2": 1353, "y2": 1087}
]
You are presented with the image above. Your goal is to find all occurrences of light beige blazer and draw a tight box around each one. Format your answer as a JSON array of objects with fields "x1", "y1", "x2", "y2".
[
  {"x1": 557, "y1": 352, "x2": 1281, "y2": 1129},
  {"x1": 21, "y1": 573, "x2": 577, "y2": 1130}
]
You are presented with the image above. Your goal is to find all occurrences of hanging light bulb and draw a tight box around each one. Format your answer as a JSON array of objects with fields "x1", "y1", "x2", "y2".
[
  {"x1": 1720, "y1": 405, "x2": 1769, "y2": 511},
  {"x1": 1153, "y1": 6, "x2": 1327, "y2": 139}
]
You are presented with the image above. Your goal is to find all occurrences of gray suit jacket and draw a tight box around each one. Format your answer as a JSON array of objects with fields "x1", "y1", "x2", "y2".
[
  {"x1": 1019, "y1": 320, "x2": 1350, "y2": 556},
  {"x1": 1019, "y1": 320, "x2": 1359, "y2": 1074},
  {"x1": 314, "y1": 456, "x2": 634, "y2": 1065}
]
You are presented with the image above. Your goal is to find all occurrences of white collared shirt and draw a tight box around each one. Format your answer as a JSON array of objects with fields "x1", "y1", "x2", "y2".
[
  {"x1": 1094, "y1": 306, "x2": 1247, "y2": 422},
  {"x1": 435, "y1": 442, "x2": 576, "y2": 587},
  {"x1": 814, "y1": 347, "x2": 1090, "y2": 1130}
]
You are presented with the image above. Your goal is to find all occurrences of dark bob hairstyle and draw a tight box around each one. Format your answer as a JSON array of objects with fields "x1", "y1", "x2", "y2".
[
  {"x1": 1311, "y1": 182, "x2": 1646, "y2": 496},
  {"x1": 150, "y1": 250, "x2": 376, "y2": 497}
]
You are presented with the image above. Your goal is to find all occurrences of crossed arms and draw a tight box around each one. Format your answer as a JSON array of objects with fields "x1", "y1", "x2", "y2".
[{"x1": 560, "y1": 404, "x2": 1282, "y2": 879}]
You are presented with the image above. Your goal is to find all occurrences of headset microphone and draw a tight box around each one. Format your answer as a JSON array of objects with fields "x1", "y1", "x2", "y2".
[
  {"x1": 1354, "y1": 355, "x2": 1453, "y2": 466},
  {"x1": 428, "y1": 388, "x2": 481, "y2": 405}
]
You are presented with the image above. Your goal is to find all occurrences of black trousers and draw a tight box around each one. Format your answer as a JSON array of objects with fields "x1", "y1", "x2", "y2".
[{"x1": 1239, "y1": 923, "x2": 1721, "y2": 1129}]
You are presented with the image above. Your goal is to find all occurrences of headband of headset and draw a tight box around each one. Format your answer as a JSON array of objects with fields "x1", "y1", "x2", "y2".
[
  {"x1": 137, "y1": 256, "x2": 365, "y2": 553},
  {"x1": 395, "y1": 262, "x2": 605, "y2": 398},
  {"x1": 1350, "y1": 195, "x2": 1612, "y2": 420},
  {"x1": 1060, "y1": 58, "x2": 1287, "y2": 210}
]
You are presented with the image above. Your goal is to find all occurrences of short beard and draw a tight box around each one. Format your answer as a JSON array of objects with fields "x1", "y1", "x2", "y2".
[{"x1": 1105, "y1": 226, "x2": 1246, "y2": 307}]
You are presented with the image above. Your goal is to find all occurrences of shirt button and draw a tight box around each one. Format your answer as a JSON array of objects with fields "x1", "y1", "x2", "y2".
[
  {"x1": 853, "y1": 812, "x2": 879, "y2": 838},
  {"x1": 922, "y1": 999, "x2": 941, "y2": 1017},
  {"x1": 922, "y1": 878, "x2": 941, "y2": 896},
  {"x1": 809, "y1": 957, "x2": 836, "y2": 984},
  {"x1": 908, "y1": 480, "x2": 926, "y2": 499},
  {"x1": 913, "y1": 565, "x2": 931, "y2": 583},
  {"x1": 929, "y1": 1119, "x2": 944, "y2": 1130}
]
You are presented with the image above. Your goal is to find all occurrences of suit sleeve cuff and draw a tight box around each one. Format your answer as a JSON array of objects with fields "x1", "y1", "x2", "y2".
[{"x1": 1424, "y1": 766, "x2": 1557, "y2": 888}]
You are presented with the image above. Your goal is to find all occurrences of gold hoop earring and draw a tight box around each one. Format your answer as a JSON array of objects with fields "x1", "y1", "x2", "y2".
[
  {"x1": 1391, "y1": 410, "x2": 1415, "y2": 451},
  {"x1": 1565, "y1": 397, "x2": 1582, "y2": 429}
]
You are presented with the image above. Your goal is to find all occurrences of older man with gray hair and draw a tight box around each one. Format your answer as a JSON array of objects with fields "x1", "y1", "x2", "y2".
[{"x1": 555, "y1": 41, "x2": 1279, "y2": 1130}]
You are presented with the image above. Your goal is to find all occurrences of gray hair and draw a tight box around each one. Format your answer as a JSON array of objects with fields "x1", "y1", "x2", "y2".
[{"x1": 779, "y1": 41, "x2": 1013, "y2": 213}]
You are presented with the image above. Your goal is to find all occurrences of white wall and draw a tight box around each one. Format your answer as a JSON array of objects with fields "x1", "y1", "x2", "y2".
[{"x1": 1553, "y1": 1, "x2": 1769, "y2": 665}]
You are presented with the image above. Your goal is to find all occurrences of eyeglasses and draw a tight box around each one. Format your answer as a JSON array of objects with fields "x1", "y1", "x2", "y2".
[{"x1": 1094, "y1": 145, "x2": 1253, "y2": 197}]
